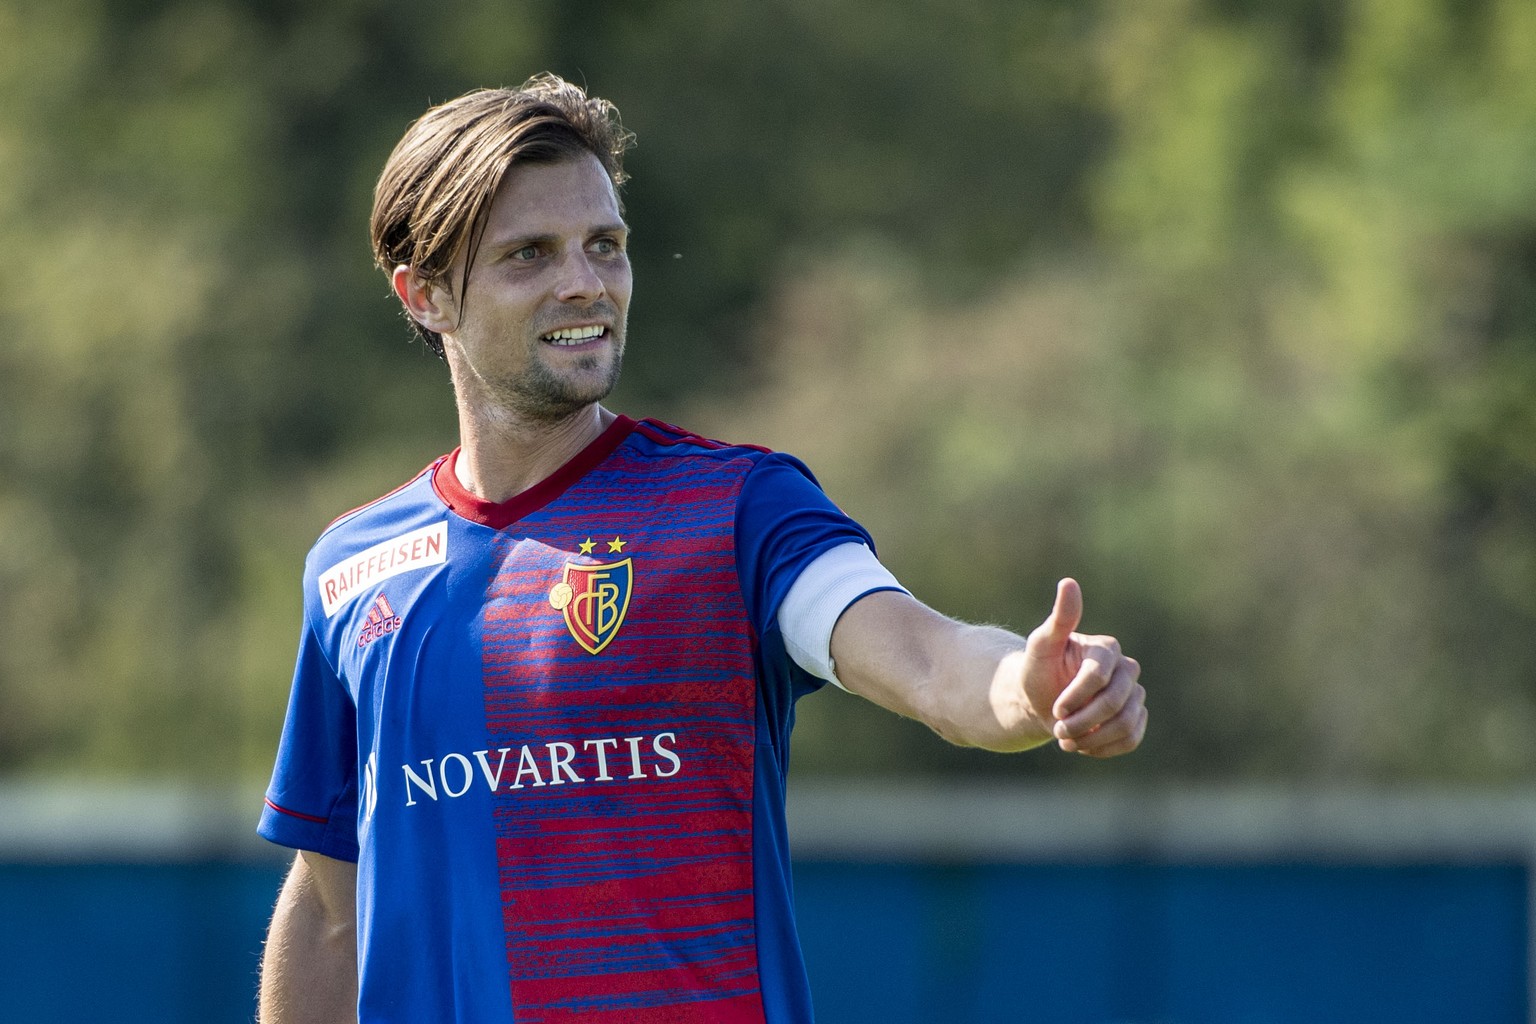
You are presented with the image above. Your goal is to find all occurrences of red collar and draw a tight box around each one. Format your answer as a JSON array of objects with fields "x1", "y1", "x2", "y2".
[{"x1": 431, "y1": 415, "x2": 636, "y2": 529}]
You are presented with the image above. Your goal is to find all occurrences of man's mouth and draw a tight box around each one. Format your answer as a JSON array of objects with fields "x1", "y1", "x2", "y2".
[{"x1": 541, "y1": 325, "x2": 607, "y2": 346}]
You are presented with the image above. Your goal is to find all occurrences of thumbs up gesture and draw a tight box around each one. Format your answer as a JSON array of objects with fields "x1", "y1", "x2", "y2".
[{"x1": 1019, "y1": 579, "x2": 1147, "y2": 757}]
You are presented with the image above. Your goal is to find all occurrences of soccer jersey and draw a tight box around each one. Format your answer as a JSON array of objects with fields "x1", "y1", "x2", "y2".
[{"x1": 259, "y1": 415, "x2": 887, "y2": 1023}]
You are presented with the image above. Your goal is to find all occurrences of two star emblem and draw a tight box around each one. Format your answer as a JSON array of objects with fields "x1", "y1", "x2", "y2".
[{"x1": 578, "y1": 536, "x2": 626, "y2": 555}]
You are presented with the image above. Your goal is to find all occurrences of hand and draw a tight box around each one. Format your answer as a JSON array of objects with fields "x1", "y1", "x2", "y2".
[{"x1": 1019, "y1": 578, "x2": 1147, "y2": 757}]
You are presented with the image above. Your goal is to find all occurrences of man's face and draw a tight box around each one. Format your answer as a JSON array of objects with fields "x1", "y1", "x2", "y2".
[{"x1": 437, "y1": 153, "x2": 631, "y2": 423}]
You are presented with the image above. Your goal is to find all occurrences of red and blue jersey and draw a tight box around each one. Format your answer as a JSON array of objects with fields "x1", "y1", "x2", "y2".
[{"x1": 259, "y1": 415, "x2": 878, "y2": 1023}]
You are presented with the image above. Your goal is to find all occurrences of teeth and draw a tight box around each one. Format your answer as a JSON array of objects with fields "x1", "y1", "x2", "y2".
[{"x1": 543, "y1": 325, "x2": 605, "y2": 345}]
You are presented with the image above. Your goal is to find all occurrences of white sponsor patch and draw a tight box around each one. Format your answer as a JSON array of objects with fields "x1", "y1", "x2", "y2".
[{"x1": 318, "y1": 522, "x2": 447, "y2": 617}]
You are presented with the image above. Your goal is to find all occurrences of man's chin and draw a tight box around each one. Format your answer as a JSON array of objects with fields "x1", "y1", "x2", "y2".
[{"x1": 507, "y1": 356, "x2": 623, "y2": 423}]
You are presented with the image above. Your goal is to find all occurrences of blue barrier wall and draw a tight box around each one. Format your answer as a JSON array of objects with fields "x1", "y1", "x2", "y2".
[
  {"x1": 795, "y1": 860, "x2": 1528, "y2": 1024},
  {"x1": 0, "y1": 861, "x2": 283, "y2": 1022},
  {"x1": 0, "y1": 858, "x2": 1525, "y2": 1023}
]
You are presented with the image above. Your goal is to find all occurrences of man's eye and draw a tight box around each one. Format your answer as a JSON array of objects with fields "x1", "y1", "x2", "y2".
[
  {"x1": 591, "y1": 238, "x2": 621, "y2": 255},
  {"x1": 511, "y1": 245, "x2": 539, "y2": 260}
]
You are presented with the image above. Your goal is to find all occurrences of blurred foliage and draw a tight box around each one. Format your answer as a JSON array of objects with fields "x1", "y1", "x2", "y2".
[{"x1": 2, "y1": 0, "x2": 1533, "y2": 785}]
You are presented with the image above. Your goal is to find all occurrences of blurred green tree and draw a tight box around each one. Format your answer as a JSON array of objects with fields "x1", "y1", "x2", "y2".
[{"x1": 1, "y1": 0, "x2": 1531, "y2": 784}]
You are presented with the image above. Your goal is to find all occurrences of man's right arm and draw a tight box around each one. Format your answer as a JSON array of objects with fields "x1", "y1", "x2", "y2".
[{"x1": 259, "y1": 850, "x2": 359, "y2": 1024}]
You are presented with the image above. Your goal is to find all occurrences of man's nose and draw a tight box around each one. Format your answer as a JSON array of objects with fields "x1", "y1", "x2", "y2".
[{"x1": 554, "y1": 250, "x2": 605, "y2": 305}]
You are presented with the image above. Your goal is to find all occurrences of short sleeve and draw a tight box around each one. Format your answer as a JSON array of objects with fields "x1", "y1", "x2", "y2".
[
  {"x1": 734, "y1": 453, "x2": 876, "y2": 640},
  {"x1": 257, "y1": 616, "x2": 361, "y2": 862}
]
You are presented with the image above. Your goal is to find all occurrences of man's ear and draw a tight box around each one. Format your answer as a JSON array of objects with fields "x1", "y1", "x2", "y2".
[{"x1": 391, "y1": 265, "x2": 457, "y2": 334}]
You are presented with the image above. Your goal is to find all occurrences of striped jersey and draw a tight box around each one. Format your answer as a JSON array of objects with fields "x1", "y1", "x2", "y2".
[{"x1": 259, "y1": 415, "x2": 883, "y2": 1023}]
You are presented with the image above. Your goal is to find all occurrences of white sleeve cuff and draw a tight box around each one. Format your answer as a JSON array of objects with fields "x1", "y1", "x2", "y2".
[{"x1": 777, "y1": 541, "x2": 908, "y2": 689}]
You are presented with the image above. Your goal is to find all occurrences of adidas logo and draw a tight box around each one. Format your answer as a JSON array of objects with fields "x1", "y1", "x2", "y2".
[{"x1": 357, "y1": 593, "x2": 403, "y2": 648}]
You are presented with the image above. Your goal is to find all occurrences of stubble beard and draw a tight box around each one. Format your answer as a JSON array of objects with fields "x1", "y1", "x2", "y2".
[{"x1": 502, "y1": 345, "x2": 625, "y2": 423}]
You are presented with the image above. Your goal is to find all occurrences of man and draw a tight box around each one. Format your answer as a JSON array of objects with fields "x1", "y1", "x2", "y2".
[{"x1": 258, "y1": 74, "x2": 1146, "y2": 1024}]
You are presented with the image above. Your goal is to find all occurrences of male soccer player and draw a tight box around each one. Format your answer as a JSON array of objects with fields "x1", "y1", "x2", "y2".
[{"x1": 257, "y1": 74, "x2": 1147, "y2": 1023}]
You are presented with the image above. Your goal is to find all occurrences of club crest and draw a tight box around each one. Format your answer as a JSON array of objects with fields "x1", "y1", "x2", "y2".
[{"x1": 549, "y1": 556, "x2": 634, "y2": 654}]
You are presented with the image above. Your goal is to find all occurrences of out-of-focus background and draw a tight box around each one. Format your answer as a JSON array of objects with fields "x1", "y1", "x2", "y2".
[{"x1": 2, "y1": 0, "x2": 1535, "y2": 1020}]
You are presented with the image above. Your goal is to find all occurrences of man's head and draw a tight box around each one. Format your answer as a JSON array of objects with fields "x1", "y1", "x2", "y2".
[{"x1": 370, "y1": 74, "x2": 634, "y2": 359}]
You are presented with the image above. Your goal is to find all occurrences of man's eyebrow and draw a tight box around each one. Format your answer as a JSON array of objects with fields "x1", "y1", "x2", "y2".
[
  {"x1": 483, "y1": 231, "x2": 555, "y2": 252},
  {"x1": 484, "y1": 223, "x2": 630, "y2": 251}
]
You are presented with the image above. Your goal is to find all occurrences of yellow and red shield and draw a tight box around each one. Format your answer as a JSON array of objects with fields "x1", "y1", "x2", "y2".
[{"x1": 548, "y1": 558, "x2": 634, "y2": 654}]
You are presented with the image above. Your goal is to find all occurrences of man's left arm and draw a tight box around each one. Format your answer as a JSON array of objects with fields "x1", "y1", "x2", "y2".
[{"x1": 828, "y1": 578, "x2": 1147, "y2": 756}]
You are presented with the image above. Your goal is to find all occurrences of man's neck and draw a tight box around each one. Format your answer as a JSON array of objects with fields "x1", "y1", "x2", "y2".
[{"x1": 453, "y1": 402, "x2": 616, "y2": 505}]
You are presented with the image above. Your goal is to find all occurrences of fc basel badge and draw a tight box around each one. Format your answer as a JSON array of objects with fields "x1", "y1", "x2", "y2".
[{"x1": 549, "y1": 543, "x2": 634, "y2": 655}]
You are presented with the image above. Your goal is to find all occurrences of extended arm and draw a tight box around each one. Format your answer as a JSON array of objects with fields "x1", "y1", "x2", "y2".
[
  {"x1": 259, "y1": 849, "x2": 359, "y2": 1024},
  {"x1": 829, "y1": 579, "x2": 1146, "y2": 755}
]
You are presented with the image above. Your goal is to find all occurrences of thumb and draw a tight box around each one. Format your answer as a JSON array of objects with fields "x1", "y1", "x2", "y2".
[{"x1": 1032, "y1": 577, "x2": 1082, "y2": 654}]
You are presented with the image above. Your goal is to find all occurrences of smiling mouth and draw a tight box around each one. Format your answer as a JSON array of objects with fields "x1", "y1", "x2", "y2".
[{"x1": 541, "y1": 325, "x2": 608, "y2": 346}]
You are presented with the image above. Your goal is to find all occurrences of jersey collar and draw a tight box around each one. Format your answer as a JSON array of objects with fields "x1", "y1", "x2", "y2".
[{"x1": 432, "y1": 414, "x2": 637, "y2": 529}]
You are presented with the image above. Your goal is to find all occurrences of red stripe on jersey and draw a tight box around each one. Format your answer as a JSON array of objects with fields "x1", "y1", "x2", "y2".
[
  {"x1": 264, "y1": 797, "x2": 329, "y2": 824},
  {"x1": 633, "y1": 417, "x2": 773, "y2": 455},
  {"x1": 323, "y1": 459, "x2": 444, "y2": 532},
  {"x1": 480, "y1": 444, "x2": 765, "y2": 1021}
]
